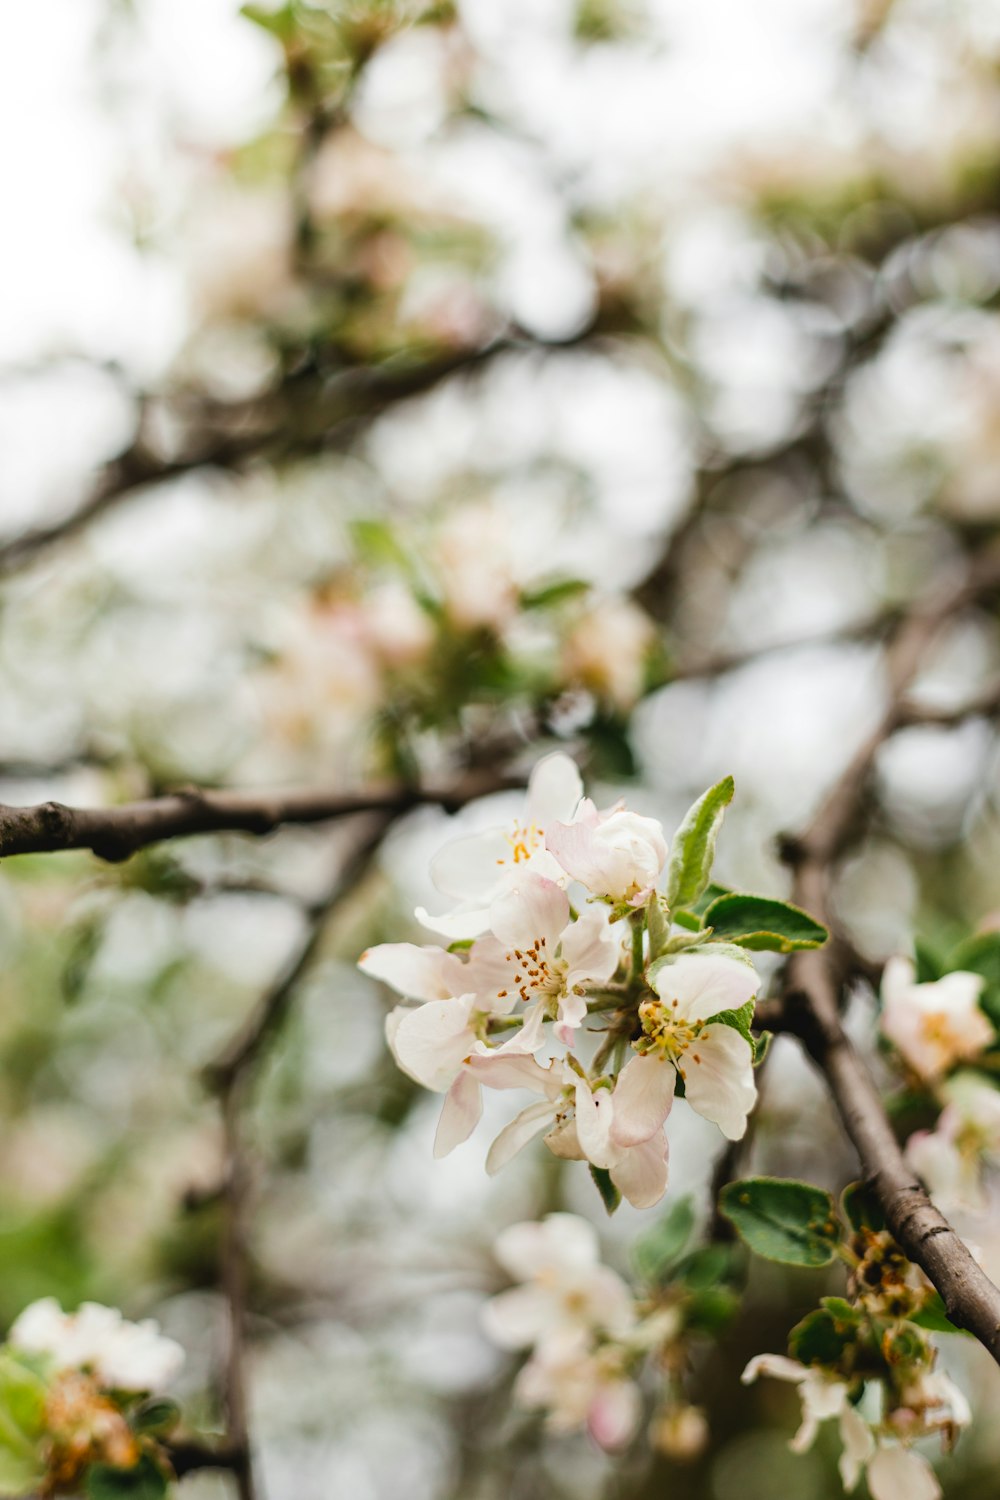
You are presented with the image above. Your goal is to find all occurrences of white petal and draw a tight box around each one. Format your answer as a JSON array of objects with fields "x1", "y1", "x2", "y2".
[
  {"x1": 433, "y1": 1070, "x2": 482, "y2": 1158},
  {"x1": 486, "y1": 1100, "x2": 558, "y2": 1173},
  {"x1": 654, "y1": 952, "x2": 760, "y2": 1025},
  {"x1": 359, "y1": 942, "x2": 466, "y2": 1001},
  {"x1": 867, "y1": 1447, "x2": 940, "y2": 1500},
  {"x1": 609, "y1": 1132, "x2": 669, "y2": 1209},
  {"x1": 880, "y1": 955, "x2": 915, "y2": 1009},
  {"x1": 555, "y1": 991, "x2": 588, "y2": 1045},
  {"x1": 495, "y1": 1213, "x2": 599, "y2": 1278},
  {"x1": 466, "y1": 1052, "x2": 553, "y2": 1093},
  {"x1": 560, "y1": 904, "x2": 620, "y2": 989},
  {"x1": 741, "y1": 1354, "x2": 808, "y2": 1386},
  {"x1": 496, "y1": 1000, "x2": 548, "y2": 1055},
  {"x1": 388, "y1": 996, "x2": 476, "y2": 1092},
  {"x1": 681, "y1": 1024, "x2": 757, "y2": 1140},
  {"x1": 573, "y1": 1080, "x2": 615, "y2": 1169},
  {"x1": 609, "y1": 1053, "x2": 676, "y2": 1148},
  {"x1": 490, "y1": 874, "x2": 569, "y2": 951},
  {"x1": 415, "y1": 903, "x2": 491, "y2": 941},
  {"x1": 430, "y1": 827, "x2": 514, "y2": 901},
  {"x1": 838, "y1": 1404, "x2": 875, "y2": 1491},
  {"x1": 526, "y1": 752, "x2": 584, "y2": 828},
  {"x1": 481, "y1": 1286, "x2": 555, "y2": 1349}
]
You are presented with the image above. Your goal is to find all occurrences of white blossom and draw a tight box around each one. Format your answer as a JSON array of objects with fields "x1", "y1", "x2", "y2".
[
  {"x1": 906, "y1": 1070, "x2": 1000, "y2": 1213},
  {"x1": 10, "y1": 1298, "x2": 184, "y2": 1392},
  {"x1": 546, "y1": 799, "x2": 668, "y2": 906},
  {"x1": 880, "y1": 956, "x2": 993, "y2": 1082}
]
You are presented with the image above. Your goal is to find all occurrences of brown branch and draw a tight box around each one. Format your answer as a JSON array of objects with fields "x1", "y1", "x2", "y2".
[
  {"x1": 777, "y1": 547, "x2": 1000, "y2": 1363},
  {"x1": 201, "y1": 813, "x2": 396, "y2": 1500},
  {"x1": 0, "y1": 766, "x2": 523, "y2": 863}
]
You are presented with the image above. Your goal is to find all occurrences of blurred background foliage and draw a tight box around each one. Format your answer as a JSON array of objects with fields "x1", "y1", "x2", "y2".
[{"x1": 5, "y1": 0, "x2": 1000, "y2": 1495}]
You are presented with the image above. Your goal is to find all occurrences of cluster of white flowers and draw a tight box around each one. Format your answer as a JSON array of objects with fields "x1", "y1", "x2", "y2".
[
  {"x1": 880, "y1": 957, "x2": 1000, "y2": 1214},
  {"x1": 360, "y1": 754, "x2": 761, "y2": 1208},
  {"x1": 481, "y1": 1214, "x2": 681, "y2": 1452},
  {"x1": 9, "y1": 1298, "x2": 184, "y2": 1393},
  {"x1": 743, "y1": 1353, "x2": 969, "y2": 1500}
]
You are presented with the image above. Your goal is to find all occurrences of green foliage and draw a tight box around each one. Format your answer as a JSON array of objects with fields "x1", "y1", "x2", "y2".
[
  {"x1": 128, "y1": 1398, "x2": 181, "y2": 1438},
  {"x1": 645, "y1": 891, "x2": 670, "y2": 961},
  {"x1": 519, "y1": 578, "x2": 590, "y2": 610},
  {"x1": 589, "y1": 1164, "x2": 621, "y2": 1215},
  {"x1": 840, "y1": 1181, "x2": 885, "y2": 1234},
  {"x1": 0, "y1": 1354, "x2": 47, "y2": 1497},
  {"x1": 718, "y1": 1178, "x2": 842, "y2": 1267},
  {"x1": 706, "y1": 998, "x2": 756, "y2": 1046},
  {"x1": 664, "y1": 776, "x2": 735, "y2": 911},
  {"x1": 86, "y1": 1455, "x2": 169, "y2": 1500},
  {"x1": 947, "y1": 932, "x2": 1000, "y2": 1027},
  {"x1": 701, "y1": 894, "x2": 828, "y2": 953},
  {"x1": 632, "y1": 1197, "x2": 696, "y2": 1286},
  {"x1": 788, "y1": 1306, "x2": 856, "y2": 1366},
  {"x1": 909, "y1": 1292, "x2": 968, "y2": 1336}
]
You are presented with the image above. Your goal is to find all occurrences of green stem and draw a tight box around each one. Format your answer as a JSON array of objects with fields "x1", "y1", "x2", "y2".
[{"x1": 631, "y1": 911, "x2": 645, "y2": 985}]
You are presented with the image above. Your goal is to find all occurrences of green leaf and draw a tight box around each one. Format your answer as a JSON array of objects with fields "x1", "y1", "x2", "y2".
[
  {"x1": 914, "y1": 938, "x2": 945, "y2": 984},
  {"x1": 946, "y1": 933, "x2": 1000, "y2": 1027},
  {"x1": 665, "y1": 777, "x2": 735, "y2": 910},
  {"x1": 706, "y1": 998, "x2": 756, "y2": 1046},
  {"x1": 753, "y1": 1030, "x2": 773, "y2": 1066},
  {"x1": 646, "y1": 892, "x2": 670, "y2": 962},
  {"x1": 0, "y1": 1354, "x2": 46, "y2": 1442},
  {"x1": 788, "y1": 1307, "x2": 854, "y2": 1366},
  {"x1": 701, "y1": 894, "x2": 828, "y2": 953},
  {"x1": 128, "y1": 1398, "x2": 181, "y2": 1437},
  {"x1": 632, "y1": 1197, "x2": 695, "y2": 1285},
  {"x1": 718, "y1": 1178, "x2": 842, "y2": 1266},
  {"x1": 840, "y1": 1181, "x2": 885, "y2": 1234},
  {"x1": 519, "y1": 578, "x2": 590, "y2": 610},
  {"x1": 86, "y1": 1455, "x2": 169, "y2": 1500},
  {"x1": 589, "y1": 1164, "x2": 621, "y2": 1216},
  {"x1": 240, "y1": 3, "x2": 296, "y2": 41},
  {"x1": 0, "y1": 1447, "x2": 44, "y2": 1497},
  {"x1": 684, "y1": 1284, "x2": 740, "y2": 1334},
  {"x1": 910, "y1": 1292, "x2": 969, "y2": 1336}
]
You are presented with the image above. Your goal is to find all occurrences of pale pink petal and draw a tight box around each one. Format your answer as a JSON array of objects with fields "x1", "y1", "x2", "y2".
[
  {"x1": 741, "y1": 1354, "x2": 808, "y2": 1386},
  {"x1": 573, "y1": 1080, "x2": 615, "y2": 1168},
  {"x1": 867, "y1": 1447, "x2": 940, "y2": 1500},
  {"x1": 880, "y1": 955, "x2": 916, "y2": 1010},
  {"x1": 609, "y1": 1053, "x2": 676, "y2": 1148},
  {"x1": 655, "y1": 952, "x2": 760, "y2": 1025},
  {"x1": 415, "y1": 903, "x2": 492, "y2": 941},
  {"x1": 526, "y1": 753, "x2": 584, "y2": 828},
  {"x1": 359, "y1": 942, "x2": 466, "y2": 1001},
  {"x1": 466, "y1": 1052, "x2": 553, "y2": 1093},
  {"x1": 681, "y1": 1023, "x2": 756, "y2": 1139},
  {"x1": 560, "y1": 904, "x2": 620, "y2": 989},
  {"x1": 486, "y1": 1100, "x2": 558, "y2": 1173},
  {"x1": 388, "y1": 995, "x2": 476, "y2": 1092},
  {"x1": 555, "y1": 991, "x2": 589, "y2": 1045},
  {"x1": 495, "y1": 1000, "x2": 548, "y2": 1055},
  {"x1": 433, "y1": 1070, "x2": 483, "y2": 1158},
  {"x1": 609, "y1": 1132, "x2": 669, "y2": 1209},
  {"x1": 587, "y1": 1379, "x2": 642, "y2": 1452},
  {"x1": 490, "y1": 874, "x2": 570, "y2": 951}
]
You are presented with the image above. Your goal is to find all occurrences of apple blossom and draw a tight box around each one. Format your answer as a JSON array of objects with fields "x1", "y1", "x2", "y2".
[
  {"x1": 10, "y1": 1298, "x2": 184, "y2": 1393},
  {"x1": 880, "y1": 956, "x2": 994, "y2": 1082},
  {"x1": 622, "y1": 952, "x2": 760, "y2": 1141},
  {"x1": 562, "y1": 596, "x2": 656, "y2": 712},
  {"x1": 546, "y1": 799, "x2": 668, "y2": 906},
  {"x1": 906, "y1": 1071, "x2": 1000, "y2": 1214},
  {"x1": 514, "y1": 1338, "x2": 642, "y2": 1451},
  {"x1": 415, "y1": 752, "x2": 583, "y2": 939}
]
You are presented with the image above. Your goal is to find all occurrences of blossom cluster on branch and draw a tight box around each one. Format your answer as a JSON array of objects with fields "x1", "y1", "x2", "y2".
[{"x1": 358, "y1": 753, "x2": 821, "y2": 1209}]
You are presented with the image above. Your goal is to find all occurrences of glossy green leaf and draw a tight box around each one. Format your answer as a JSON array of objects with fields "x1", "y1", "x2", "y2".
[
  {"x1": 665, "y1": 777, "x2": 735, "y2": 910},
  {"x1": 589, "y1": 1164, "x2": 621, "y2": 1216},
  {"x1": 718, "y1": 1178, "x2": 841, "y2": 1266},
  {"x1": 701, "y1": 894, "x2": 828, "y2": 953}
]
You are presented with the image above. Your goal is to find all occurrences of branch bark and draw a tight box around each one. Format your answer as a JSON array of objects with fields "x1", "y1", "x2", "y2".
[
  {"x1": 779, "y1": 548, "x2": 1000, "y2": 1363},
  {"x1": 0, "y1": 767, "x2": 522, "y2": 862}
]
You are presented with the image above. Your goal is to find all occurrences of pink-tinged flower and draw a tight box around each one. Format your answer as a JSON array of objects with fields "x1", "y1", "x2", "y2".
[
  {"x1": 881, "y1": 956, "x2": 994, "y2": 1082},
  {"x1": 416, "y1": 753, "x2": 584, "y2": 940},
  {"x1": 514, "y1": 1339, "x2": 642, "y2": 1452},
  {"x1": 546, "y1": 800, "x2": 668, "y2": 905},
  {"x1": 562, "y1": 597, "x2": 656, "y2": 712},
  {"x1": 614, "y1": 952, "x2": 760, "y2": 1143},
  {"x1": 487, "y1": 872, "x2": 621, "y2": 1045},
  {"x1": 479, "y1": 1059, "x2": 670, "y2": 1208},
  {"x1": 10, "y1": 1299, "x2": 184, "y2": 1392},
  {"x1": 481, "y1": 1214, "x2": 636, "y2": 1356},
  {"x1": 906, "y1": 1071, "x2": 1000, "y2": 1214}
]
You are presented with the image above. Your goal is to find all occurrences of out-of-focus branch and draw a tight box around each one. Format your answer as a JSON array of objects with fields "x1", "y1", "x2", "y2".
[
  {"x1": 776, "y1": 548, "x2": 1000, "y2": 1363},
  {"x1": 0, "y1": 323, "x2": 616, "y2": 580},
  {"x1": 0, "y1": 766, "x2": 524, "y2": 862},
  {"x1": 200, "y1": 812, "x2": 396, "y2": 1500}
]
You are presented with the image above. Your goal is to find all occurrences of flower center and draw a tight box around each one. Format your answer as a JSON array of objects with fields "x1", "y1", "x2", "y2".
[
  {"x1": 495, "y1": 936, "x2": 565, "y2": 1005},
  {"x1": 496, "y1": 820, "x2": 544, "y2": 866},
  {"x1": 639, "y1": 997, "x2": 705, "y2": 1078}
]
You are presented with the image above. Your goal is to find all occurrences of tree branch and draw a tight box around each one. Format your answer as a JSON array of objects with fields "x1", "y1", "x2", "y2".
[
  {"x1": 0, "y1": 767, "x2": 523, "y2": 863},
  {"x1": 779, "y1": 548, "x2": 1000, "y2": 1363}
]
